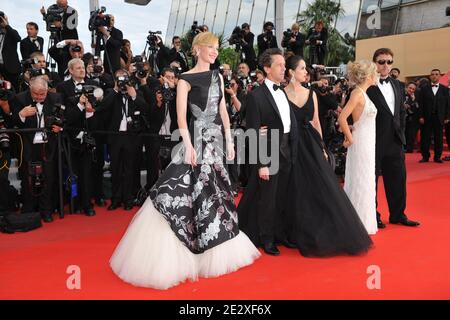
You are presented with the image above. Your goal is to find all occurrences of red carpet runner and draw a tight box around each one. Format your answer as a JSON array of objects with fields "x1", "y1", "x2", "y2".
[{"x1": 1, "y1": 152, "x2": 449, "y2": 299}]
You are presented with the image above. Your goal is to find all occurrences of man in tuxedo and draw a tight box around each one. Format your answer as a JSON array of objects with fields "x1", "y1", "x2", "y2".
[
  {"x1": 238, "y1": 48, "x2": 298, "y2": 255},
  {"x1": 367, "y1": 48, "x2": 420, "y2": 228},
  {"x1": 11, "y1": 77, "x2": 63, "y2": 222},
  {"x1": 0, "y1": 14, "x2": 21, "y2": 91},
  {"x1": 257, "y1": 22, "x2": 278, "y2": 59},
  {"x1": 418, "y1": 69, "x2": 450, "y2": 163},
  {"x1": 20, "y1": 22, "x2": 44, "y2": 61},
  {"x1": 97, "y1": 69, "x2": 147, "y2": 211},
  {"x1": 169, "y1": 36, "x2": 189, "y2": 73},
  {"x1": 49, "y1": 38, "x2": 84, "y2": 79},
  {"x1": 56, "y1": 58, "x2": 98, "y2": 217},
  {"x1": 94, "y1": 15, "x2": 123, "y2": 76}
]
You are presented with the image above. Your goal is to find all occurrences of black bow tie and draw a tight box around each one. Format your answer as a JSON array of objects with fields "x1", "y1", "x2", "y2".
[
  {"x1": 273, "y1": 84, "x2": 282, "y2": 91},
  {"x1": 380, "y1": 78, "x2": 390, "y2": 84},
  {"x1": 432, "y1": 84, "x2": 439, "y2": 88}
]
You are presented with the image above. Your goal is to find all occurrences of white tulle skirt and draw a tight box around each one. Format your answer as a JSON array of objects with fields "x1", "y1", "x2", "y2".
[{"x1": 110, "y1": 198, "x2": 261, "y2": 290}]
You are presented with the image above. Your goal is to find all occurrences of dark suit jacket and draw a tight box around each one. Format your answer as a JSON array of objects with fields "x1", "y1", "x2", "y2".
[
  {"x1": 169, "y1": 48, "x2": 189, "y2": 72},
  {"x1": 366, "y1": 77, "x2": 406, "y2": 161},
  {"x1": 257, "y1": 33, "x2": 278, "y2": 58},
  {"x1": 20, "y1": 36, "x2": 44, "y2": 60},
  {"x1": 282, "y1": 32, "x2": 306, "y2": 56},
  {"x1": 417, "y1": 84, "x2": 449, "y2": 124},
  {"x1": 245, "y1": 83, "x2": 298, "y2": 169},
  {"x1": 10, "y1": 90, "x2": 61, "y2": 162},
  {"x1": 140, "y1": 84, "x2": 177, "y2": 134},
  {"x1": 95, "y1": 27, "x2": 123, "y2": 75},
  {"x1": 242, "y1": 32, "x2": 256, "y2": 61},
  {"x1": 1, "y1": 25, "x2": 21, "y2": 74}
]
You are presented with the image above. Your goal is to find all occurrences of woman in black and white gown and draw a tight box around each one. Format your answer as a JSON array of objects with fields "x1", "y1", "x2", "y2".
[{"x1": 110, "y1": 32, "x2": 260, "y2": 290}]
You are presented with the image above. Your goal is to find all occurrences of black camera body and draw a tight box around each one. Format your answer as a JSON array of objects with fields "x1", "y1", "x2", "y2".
[
  {"x1": 229, "y1": 27, "x2": 245, "y2": 47},
  {"x1": 82, "y1": 131, "x2": 96, "y2": 152},
  {"x1": 42, "y1": 103, "x2": 65, "y2": 130},
  {"x1": 0, "y1": 117, "x2": 10, "y2": 150},
  {"x1": 74, "y1": 84, "x2": 104, "y2": 106},
  {"x1": 308, "y1": 31, "x2": 322, "y2": 46},
  {"x1": 127, "y1": 111, "x2": 147, "y2": 133},
  {"x1": 88, "y1": 7, "x2": 111, "y2": 32},
  {"x1": 218, "y1": 66, "x2": 232, "y2": 89},
  {"x1": 44, "y1": 4, "x2": 64, "y2": 33},
  {"x1": 147, "y1": 31, "x2": 162, "y2": 48},
  {"x1": 117, "y1": 75, "x2": 133, "y2": 93},
  {"x1": 283, "y1": 28, "x2": 293, "y2": 40},
  {"x1": 161, "y1": 82, "x2": 176, "y2": 103},
  {"x1": 131, "y1": 55, "x2": 148, "y2": 79},
  {"x1": 0, "y1": 80, "x2": 12, "y2": 101},
  {"x1": 91, "y1": 56, "x2": 104, "y2": 77},
  {"x1": 28, "y1": 161, "x2": 45, "y2": 195}
]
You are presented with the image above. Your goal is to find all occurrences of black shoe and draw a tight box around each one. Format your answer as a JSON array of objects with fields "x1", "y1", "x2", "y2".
[
  {"x1": 84, "y1": 207, "x2": 96, "y2": 217},
  {"x1": 263, "y1": 243, "x2": 280, "y2": 256},
  {"x1": 389, "y1": 218, "x2": 420, "y2": 227},
  {"x1": 123, "y1": 202, "x2": 134, "y2": 210},
  {"x1": 278, "y1": 239, "x2": 297, "y2": 249},
  {"x1": 41, "y1": 213, "x2": 53, "y2": 223},
  {"x1": 434, "y1": 158, "x2": 443, "y2": 163},
  {"x1": 419, "y1": 158, "x2": 429, "y2": 163},
  {"x1": 107, "y1": 202, "x2": 121, "y2": 211},
  {"x1": 95, "y1": 198, "x2": 106, "y2": 207},
  {"x1": 377, "y1": 219, "x2": 386, "y2": 229}
]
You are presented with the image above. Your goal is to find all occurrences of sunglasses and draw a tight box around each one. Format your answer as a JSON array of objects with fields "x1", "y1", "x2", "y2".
[{"x1": 376, "y1": 60, "x2": 394, "y2": 65}]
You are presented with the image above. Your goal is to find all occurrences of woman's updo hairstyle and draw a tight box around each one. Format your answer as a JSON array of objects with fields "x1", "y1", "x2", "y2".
[{"x1": 347, "y1": 59, "x2": 377, "y2": 86}]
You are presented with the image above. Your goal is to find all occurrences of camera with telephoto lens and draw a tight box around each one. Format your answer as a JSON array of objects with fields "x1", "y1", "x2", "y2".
[
  {"x1": 127, "y1": 111, "x2": 146, "y2": 133},
  {"x1": 91, "y1": 56, "x2": 104, "y2": 76},
  {"x1": 74, "y1": 84, "x2": 104, "y2": 106},
  {"x1": 218, "y1": 66, "x2": 232, "y2": 89},
  {"x1": 29, "y1": 68, "x2": 49, "y2": 79},
  {"x1": 308, "y1": 31, "x2": 322, "y2": 46},
  {"x1": 0, "y1": 117, "x2": 10, "y2": 150},
  {"x1": 0, "y1": 80, "x2": 13, "y2": 101},
  {"x1": 41, "y1": 102, "x2": 65, "y2": 131},
  {"x1": 190, "y1": 21, "x2": 201, "y2": 38},
  {"x1": 147, "y1": 31, "x2": 162, "y2": 48},
  {"x1": 117, "y1": 75, "x2": 133, "y2": 93},
  {"x1": 44, "y1": 4, "x2": 64, "y2": 33},
  {"x1": 283, "y1": 29, "x2": 293, "y2": 41},
  {"x1": 131, "y1": 55, "x2": 147, "y2": 79},
  {"x1": 88, "y1": 7, "x2": 111, "y2": 32},
  {"x1": 21, "y1": 58, "x2": 36, "y2": 73},
  {"x1": 82, "y1": 131, "x2": 96, "y2": 152}
]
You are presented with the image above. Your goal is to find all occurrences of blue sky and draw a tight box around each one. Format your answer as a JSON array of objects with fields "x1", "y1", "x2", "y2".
[{"x1": 2, "y1": 0, "x2": 171, "y2": 56}]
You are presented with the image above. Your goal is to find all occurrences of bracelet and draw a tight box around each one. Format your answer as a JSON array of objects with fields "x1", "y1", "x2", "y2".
[{"x1": 231, "y1": 94, "x2": 236, "y2": 98}]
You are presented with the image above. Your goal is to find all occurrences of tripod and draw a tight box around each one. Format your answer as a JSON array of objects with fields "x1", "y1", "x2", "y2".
[
  {"x1": 93, "y1": 31, "x2": 115, "y2": 79},
  {"x1": 143, "y1": 40, "x2": 159, "y2": 75},
  {"x1": 45, "y1": 31, "x2": 59, "y2": 74},
  {"x1": 56, "y1": 130, "x2": 77, "y2": 216}
]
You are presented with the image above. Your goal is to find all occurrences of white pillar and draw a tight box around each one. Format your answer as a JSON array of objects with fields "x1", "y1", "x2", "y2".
[{"x1": 275, "y1": 0, "x2": 284, "y2": 48}]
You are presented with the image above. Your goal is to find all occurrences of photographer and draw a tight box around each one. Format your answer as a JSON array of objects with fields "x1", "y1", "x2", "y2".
[
  {"x1": 94, "y1": 15, "x2": 123, "y2": 75},
  {"x1": 20, "y1": 51, "x2": 62, "y2": 93},
  {"x1": 139, "y1": 67, "x2": 177, "y2": 190},
  {"x1": 240, "y1": 23, "x2": 257, "y2": 71},
  {"x1": 96, "y1": 69, "x2": 147, "y2": 211},
  {"x1": 0, "y1": 12, "x2": 21, "y2": 91},
  {"x1": 56, "y1": 58, "x2": 101, "y2": 217},
  {"x1": 305, "y1": 21, "x2": 328, "y2": 65},
  {"x1": 282, "y1": 23, "x2": 305, "y2": 57},
  {"x1": 40, "y1": 0, "x2": 78, "y2": 41},
  {"x1": 84, "y1": 54, "x2": 114, "y2": 91},
  {"x1": 404, "y1": 82, "x2": 420, "y2": 153},
  {"x1": 10, "y1": 77, "x2": 62, "y2": 222},
  {"x1": 48, "y1": 38, "x2": 84, "y2": 79},
  {"x1": 120, "y1": 39, "x2": 133, "y2": 70},
  {"x1": 257, "y1": 22, "x2": 278, "y2": 59},
  {"x1": 313, "y1": 77, "x2": 339, "y2": 146},
  {"x1": 169, "y1": 36, "x2": 189, "y2": 73},
  {"x1": 20, "y1": 22, "x2": 44, "y2": 60}
]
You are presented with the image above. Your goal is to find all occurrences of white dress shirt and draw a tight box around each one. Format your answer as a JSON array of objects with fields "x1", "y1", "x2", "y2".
[
  {"x1": 264, "y1": 78, "x2": 291, "y2": 133},
  {"x1": 378, "y1": 78, "x2": 395, "y2": 115},
  {"x1": 120, "y1": 96, "x2": 129, "y2": 132},
  {"x1": 19, "y1": 102, "x2": 46, "y2": 144},
  {"x1": 431, "y1": 83, "x2": 439, "y2": 95}
]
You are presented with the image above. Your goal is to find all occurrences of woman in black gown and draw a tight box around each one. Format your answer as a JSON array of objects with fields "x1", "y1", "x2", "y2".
[{"x1": 284, "y1": 55, "x2": 373, "y2": 257}]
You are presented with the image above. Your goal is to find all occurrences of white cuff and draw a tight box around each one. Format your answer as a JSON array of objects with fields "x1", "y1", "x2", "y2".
[
  {"x1": 77, "y1": 103, "x2": 85, "y2": 112},
  {"x1": 86, "y1": 112, "x2": 94, "y2": 119},
  {"x1": 19, "y1": 115, "x2": 26, "y2": 123},
  {"x1": 56, "y1": 40, "x2": 67, "y2": 49}
]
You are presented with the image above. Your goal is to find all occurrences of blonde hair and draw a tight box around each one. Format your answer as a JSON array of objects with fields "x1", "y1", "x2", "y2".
[
  {"x1": 191, "y1": 32, "x2": 219, "y2": 55},
  {"x1": 68, "y1": 58, "x2": 84, "y2": 71},
  {"x1": 347, "y1": 59, "x2": 377, "y2": 86}
]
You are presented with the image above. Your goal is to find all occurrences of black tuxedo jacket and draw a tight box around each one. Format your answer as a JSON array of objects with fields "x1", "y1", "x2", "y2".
[
  {"x1": 417, "y1": 84, "x2": 449, "y2": 124},
  {"x1": 245, "y1": 83, "x2": 298, "y2": 169},
  {"x1": 366, "y1": 77, "x2": 406, "y2": 155},
  {"x1": 95, "y1": 27, "x2": 123, "y2": 75},
  {"x1": 257, "y1": 33, "x2": 278, "y2": 58},
  {"x1": 11, "y1": 90, "x2": 61, "y2": 162},
  {"x1": 1, "y1": 25, "x2": 21, "y2": 74},
  {"x1": 169, "y1": 48, "x2": 189, "y2": 72},
  {"x1": 56, "y1": 78, "x2": 100, "y2": 141},
  {"x1": 20, "y1": 36, "x2": 44, "y2": 60}
]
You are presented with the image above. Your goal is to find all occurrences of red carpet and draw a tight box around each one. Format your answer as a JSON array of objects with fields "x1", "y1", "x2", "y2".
[{"x1": 1, "y1": 152, "x2": 450, "y2": 300}]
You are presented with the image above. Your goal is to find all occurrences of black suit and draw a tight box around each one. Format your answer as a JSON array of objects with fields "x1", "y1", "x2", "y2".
[
  {"x1": 169, "y1": 48, "x2": 189, "y2": 72},
  {"x1": 257, "y1": 32, "x2": 278, "y2": 58},
  {"x1": 282, "y1": 32, "x2": 306, "y2": 57},
  {"x1": 242, "y1": 32, "x2": 257, "y2": 71},
  {"x1": 95, "y1": 27, "x2": 123, "y2": 75},
  {"x1": 418, "y1": 83, "x2": 450, "y2": 160},
  {"x1": 238, "y1": 83, "x2": 298, "y2": 246},
  {"x1": 0, "y1": 25, "x2": 21, "y2": 90},
  {"x1": 306, "y1": 27, "x2": 328, "y2": 65},
  {"x1": 367, "y1": 77, "x2": 407, "y2": 223},
  {"x1": 56, "y1": 79, "x2": 99, "y2": 211},
  {"x1": 10, "y1": 91, "x2": 60, "y2": 217},
  {"x1": 97, "y1": 90, "x2": 147, "y2": 205},
  {"x1": 20, "y1": 36, "x2": 44, "y2": 60}
]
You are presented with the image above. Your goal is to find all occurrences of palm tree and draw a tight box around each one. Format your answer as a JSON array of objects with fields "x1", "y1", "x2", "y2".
[{"x1": 298, "y1": 0, "x2": 354, "y2": 66}]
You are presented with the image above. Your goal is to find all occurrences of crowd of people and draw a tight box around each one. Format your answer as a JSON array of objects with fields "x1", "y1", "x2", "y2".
[{"x1": 0, "y1": 0, "x2": 448, "y2": 233}]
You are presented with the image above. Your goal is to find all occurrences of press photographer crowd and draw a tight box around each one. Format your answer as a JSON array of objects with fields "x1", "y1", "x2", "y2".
[{"x1": 0, "y1": 0, "x2": 449, "y2": 230}]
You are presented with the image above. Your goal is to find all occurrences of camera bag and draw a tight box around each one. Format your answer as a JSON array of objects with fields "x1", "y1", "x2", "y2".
[{"x1": 0, "y1": 212, "x2": 42, "y2": 234}]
